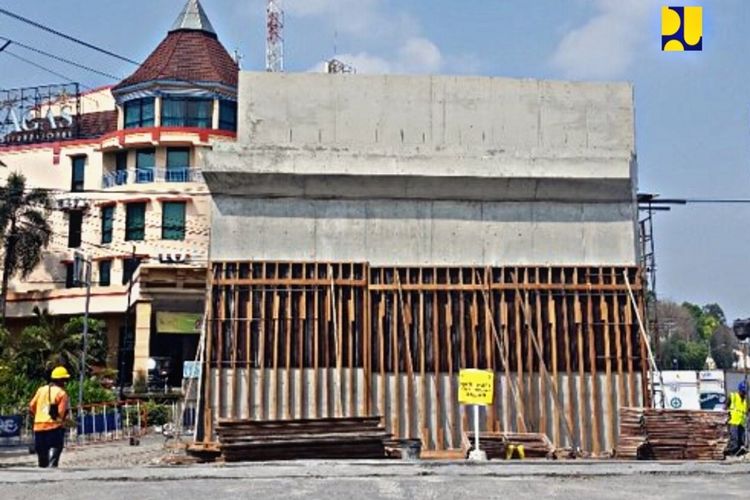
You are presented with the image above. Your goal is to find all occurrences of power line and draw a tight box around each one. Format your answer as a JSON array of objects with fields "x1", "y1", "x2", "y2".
[
  {"x1": 0, "y1": 7, "x2": 140, "y2": 65},
  {"x1": 0, "y1": 37, "x2": 122, "y2": 80},
  {"x1": 2, "y1": 49, "x2": 88, "y2": 88}
]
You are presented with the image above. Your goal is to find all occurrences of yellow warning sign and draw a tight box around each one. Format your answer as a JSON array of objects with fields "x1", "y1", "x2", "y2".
[{"x1": 458, "y1": 369, "x2": 494, "y2": 406}]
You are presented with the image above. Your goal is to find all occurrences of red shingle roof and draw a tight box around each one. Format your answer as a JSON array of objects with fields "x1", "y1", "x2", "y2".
[{"x1": 113, "y1": 30, "x2": 238, "y2": 91}]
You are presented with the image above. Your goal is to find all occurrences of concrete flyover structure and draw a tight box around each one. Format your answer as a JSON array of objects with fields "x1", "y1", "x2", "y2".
[
  {"x1": 206, "y1": 72, "x2": 638, "y2": 266},
  {"x1": 201, "y1": 72, "x2": 646, "y2": 453}
]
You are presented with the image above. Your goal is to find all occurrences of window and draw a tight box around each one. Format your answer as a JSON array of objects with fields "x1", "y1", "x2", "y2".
[
  {"x1": 219, "y1": 100, "x2": 237, "y2": 131},
  {"x1": 162, "y1": 202, "x2": 186, "y2": 240},
  {"x1": 68, "y1": 210, "x2": 83, "y2": 248},
  {"x1": 135, "y1": 149, "x2": 155, "y2": 183},
  {"x1": 98, "y1": 260, "x2": 112, "y2": 287},
  {"x1": 115, "y1": 151, "x2": 128, "y2": 185},
  {"x1": 125, "y1": 202, "x2": 146, "y2": 241},
  {"x1": 101, "y1": 205, "x2": 114, "y2": 244},
  {"x1": 162, "y1": 97, "x2": 212, "y2": 128},
  {"x1": 65, "y1": 263, "x2": 76, "y2": 288},
  {"x1": 123, "y1": 98, "x2": 155, "y2": 129},
  {"x1": 166, "y1": 147, "x2": 190, "y2": 182},
  {"x1": 71, "y1": 156, "x2": 85, "y2": 192},
  {"x1": 122, "y1": 257, "x2": 141, "y2": 285}
]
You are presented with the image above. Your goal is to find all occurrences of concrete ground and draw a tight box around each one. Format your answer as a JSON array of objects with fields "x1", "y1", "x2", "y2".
[
  {"x1": 1, "y1": 459, "x2": 750, "y2": 499},
  {"x1": 0, "y1": 434, "x2": 166, "y2": 468}
]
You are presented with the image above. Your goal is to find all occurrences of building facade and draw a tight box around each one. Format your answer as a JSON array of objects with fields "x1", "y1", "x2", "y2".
[{"x1": 0, "y1": 0, "x2": 237, "y2": 384}]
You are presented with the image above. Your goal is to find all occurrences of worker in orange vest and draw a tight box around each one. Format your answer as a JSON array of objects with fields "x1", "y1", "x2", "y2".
[{"x1": 29, "y1": 366, "x2": 71, "y2": 467}]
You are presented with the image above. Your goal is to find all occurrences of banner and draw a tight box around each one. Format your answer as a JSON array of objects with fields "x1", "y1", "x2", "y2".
[
  {"x1": 156, "y1": 312, "x2": 202, "y2": 334},
  {"x1": 0, "y1": 415, "x2": 22, "y2": 438}
]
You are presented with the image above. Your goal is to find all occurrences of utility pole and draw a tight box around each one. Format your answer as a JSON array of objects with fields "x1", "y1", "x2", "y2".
[
  {"x1": 118, "y1": 245, "x2": 136, "y2": 400},
  {"x1": 75, "y1": 251, "x2": 92, "y2": 439}
]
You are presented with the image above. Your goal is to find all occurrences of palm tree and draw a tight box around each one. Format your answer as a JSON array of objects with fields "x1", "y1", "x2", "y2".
[{"x1": 0, "y1": 173, "x2": 52, "y2": 321}]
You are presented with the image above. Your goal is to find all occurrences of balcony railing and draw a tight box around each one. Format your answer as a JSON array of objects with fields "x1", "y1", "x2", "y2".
[{"x1": 102, "y1": 167, "x2": 203, "y2": 188}]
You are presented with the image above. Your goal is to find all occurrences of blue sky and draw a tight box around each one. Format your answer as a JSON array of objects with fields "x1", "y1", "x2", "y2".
[{"x1": 2, "y1": 0, "x2": 750, "y2": 319}]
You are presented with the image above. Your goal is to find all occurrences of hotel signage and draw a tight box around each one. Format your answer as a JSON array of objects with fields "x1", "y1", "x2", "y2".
[{"x1": 0, "y1": 83, "x2": 80, "y2": 145}]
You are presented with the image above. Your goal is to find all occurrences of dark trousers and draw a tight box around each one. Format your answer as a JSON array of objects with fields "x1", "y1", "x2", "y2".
[
  {"x1": 727, "y1": 425, "x2": 746, "y2": 456},
  {"x1": 34, "y1": 428, "x2": 65, "y2": 468}
]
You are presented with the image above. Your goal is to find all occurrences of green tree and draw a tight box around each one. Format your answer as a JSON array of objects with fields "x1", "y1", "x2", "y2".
[
  {"x1": 8, "y1": 307, "x2": 108, "y2": 380},
  {"x1": 703, "y1": 303, "x2": 727, "y2": 325},
  {"x1": 0, "y1": 173, "x2": 52, "y2": 321},
  {"x1": 660, "y1": 337, "x2": 709, "y2": 370},
  {"x1": 710, "y1": 325, "x2": 738, "y2": 369}
]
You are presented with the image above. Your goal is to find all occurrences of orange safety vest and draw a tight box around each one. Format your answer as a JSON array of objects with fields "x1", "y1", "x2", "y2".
[{"x1": 29, "y1": 384, "x2": 69, "y2": 432}]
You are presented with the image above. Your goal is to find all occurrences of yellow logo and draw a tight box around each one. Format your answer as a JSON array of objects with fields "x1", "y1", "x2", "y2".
[{"x1": 662, "y1": 6, "x2": 703, "y2": 51}]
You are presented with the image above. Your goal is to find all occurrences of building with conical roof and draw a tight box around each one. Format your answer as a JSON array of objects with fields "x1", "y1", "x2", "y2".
[{"x1": 0, "y1": 0, "x2": 238, "y2": 389}]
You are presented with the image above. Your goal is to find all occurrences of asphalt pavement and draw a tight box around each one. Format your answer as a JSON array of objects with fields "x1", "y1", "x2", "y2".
[{"x1": 1, "y1": 460, "x2": 748, "y2": 499}]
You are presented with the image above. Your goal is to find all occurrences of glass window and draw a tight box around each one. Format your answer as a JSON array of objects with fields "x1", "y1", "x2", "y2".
[
  {"x1": 125, "y1": 202, "x2": 146, "y2": 241},
  {"x1": 162, "y1": 97, "x2": 212, "y2": 128},
  {"x1": 98, "y1": 260, "x2": 112, "y2": 287},
  {"x1": 122, "y1": 257, "x2": 141, "y2": 285},
  {"x1": 219, "y1": 100, "x2": 237, "y2": 131},
  {"x1": 115, "y1": 152, "x2": 128, "y2": 185},
  {"x1": 65, "y1": 263, "x2": 75, "y2": 288},
  {"x1": 68, "y1": 210, "x2": 83, "y2": 248},
  {"x1": 162, "y1": 202, "x2": 186, "y2": 240},
  {"x1": 123, "y1": 98, "x2": 155, "y2": 129},
  {"x1": 166, "y1": 147, "x2": 190, "y2": 182},
  {"x1": 135, "y1": 149, "x2": 155, "y2": 183},
  {"x1": 71, "y1": 156, "x2": 85, "y2": 192},
  {"x1": 101, "y1": 205, "x2": 114, "y2": 244}
]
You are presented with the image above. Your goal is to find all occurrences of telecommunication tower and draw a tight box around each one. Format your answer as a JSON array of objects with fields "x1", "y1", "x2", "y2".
[{"x1": 266, "y1": 0, "x2": 284, "y2": 72}]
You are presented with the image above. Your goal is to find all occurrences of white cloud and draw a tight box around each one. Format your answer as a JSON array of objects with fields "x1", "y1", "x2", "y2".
[
  {"x1": 308, "y1": 37, "x2": 444, "y2": 75},
  {"x1": 288, "y1": 0, "x2": 472, "y2": 75},
  {"x1": 551, "y1": 0, "x2": 657, "y2": 80},
  {"x1": 397, "y1": 38, "x2": 442, "y2": 73}
]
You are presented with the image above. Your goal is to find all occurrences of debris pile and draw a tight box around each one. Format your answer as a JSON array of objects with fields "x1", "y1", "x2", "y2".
[
  {"x1": 617, "y1": 407, "x2": 729, "y2": 460},
  {"x1": 217, "y1": 416, "x2": 390, "y2": 462},
  {"x1": 464, "y1": 432, "x2": 554, "y2": 459}
]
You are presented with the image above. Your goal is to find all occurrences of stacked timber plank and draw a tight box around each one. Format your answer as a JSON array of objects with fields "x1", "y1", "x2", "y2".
[
  {"x1": 217, "y1": 416, "x2": 390, "y2": 462},
  {"x1": 464, "y1": 432, "x2": 554, "y2": 459},
  {"x1": 615, "y1": 407, "x2": 647, "y2": 459},
  {"x1": 616, "y1": 407, "x2": 729, "y2": 460}
]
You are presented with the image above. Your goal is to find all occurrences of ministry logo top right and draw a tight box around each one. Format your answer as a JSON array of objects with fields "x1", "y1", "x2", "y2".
[{"x1": 662, "y1": 6, "x2": 703, "y2": 51}]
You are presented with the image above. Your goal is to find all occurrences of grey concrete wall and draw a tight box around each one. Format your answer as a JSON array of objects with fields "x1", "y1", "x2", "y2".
[
  {"x1": 210, "y1": 196, "x2": 637, "y2": 266},
  {"x1": 205, "y1": 72, "x2": 639, "y2": 266}
]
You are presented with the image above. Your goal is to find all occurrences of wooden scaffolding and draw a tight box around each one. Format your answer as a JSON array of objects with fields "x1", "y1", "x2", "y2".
[{"x1": 200, "y1": 261, "x2": 648, "y2": 453}]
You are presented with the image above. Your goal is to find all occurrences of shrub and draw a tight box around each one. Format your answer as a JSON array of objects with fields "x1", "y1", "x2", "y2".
[{"x1": 143, "y1": 400, "x2": 171, "y2": 427}]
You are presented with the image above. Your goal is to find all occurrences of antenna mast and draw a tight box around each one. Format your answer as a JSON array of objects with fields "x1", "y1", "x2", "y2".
[{"x1": 266, "y1": 0, "x2": 284, "y2": 72}]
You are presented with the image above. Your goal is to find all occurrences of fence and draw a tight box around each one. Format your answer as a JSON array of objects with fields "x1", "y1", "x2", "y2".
[
  {"x1": 68, "y1": 401, "x2": 145, "y2": 445},
  {"x1": 0, "y1": 408, "x2": 31, "y2": 447}
]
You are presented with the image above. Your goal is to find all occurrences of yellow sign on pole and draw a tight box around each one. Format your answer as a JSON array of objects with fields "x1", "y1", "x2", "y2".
[{"x1": 458, "y1": 369, "x2": 494, "y2": 406}]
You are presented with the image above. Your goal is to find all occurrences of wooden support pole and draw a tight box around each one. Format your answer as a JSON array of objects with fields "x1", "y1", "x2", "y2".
[
  {"x1": 574, "y1": 269, "x2": 587, "y2": 451},
  {"x1": 328, "y1": 264, "x2": 344, "y2": 417},
  {"x1": 476, "y1": 269, "x2": 527, "y2": 433},
  {"x1": 395, "y1": 271, "x2": 416, "y2": 439},
  {"x1": 512, "y1": 272, "x2": 575, "y2": 449},
  {"x1": 586, "y1": 277, "x2": 602, "y2": 454}
]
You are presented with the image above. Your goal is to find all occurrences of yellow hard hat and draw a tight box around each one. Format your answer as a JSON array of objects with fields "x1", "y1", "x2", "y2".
[{"x1": 50, "y1": 366, "x2": 71, "y2": 380}]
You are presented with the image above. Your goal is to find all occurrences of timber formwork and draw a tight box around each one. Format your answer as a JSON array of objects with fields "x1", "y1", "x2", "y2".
[{"x1": 201, "y1": 262, "x2": 648, "y2": 453}]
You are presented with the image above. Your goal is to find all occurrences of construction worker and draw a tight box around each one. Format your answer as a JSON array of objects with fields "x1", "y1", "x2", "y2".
[
  {"x1": 29, "y1": 366, "x2": 71, "y2": 467},
  {"x1": 726, "y1": 380, "x2": 748, "y2": 456}
]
